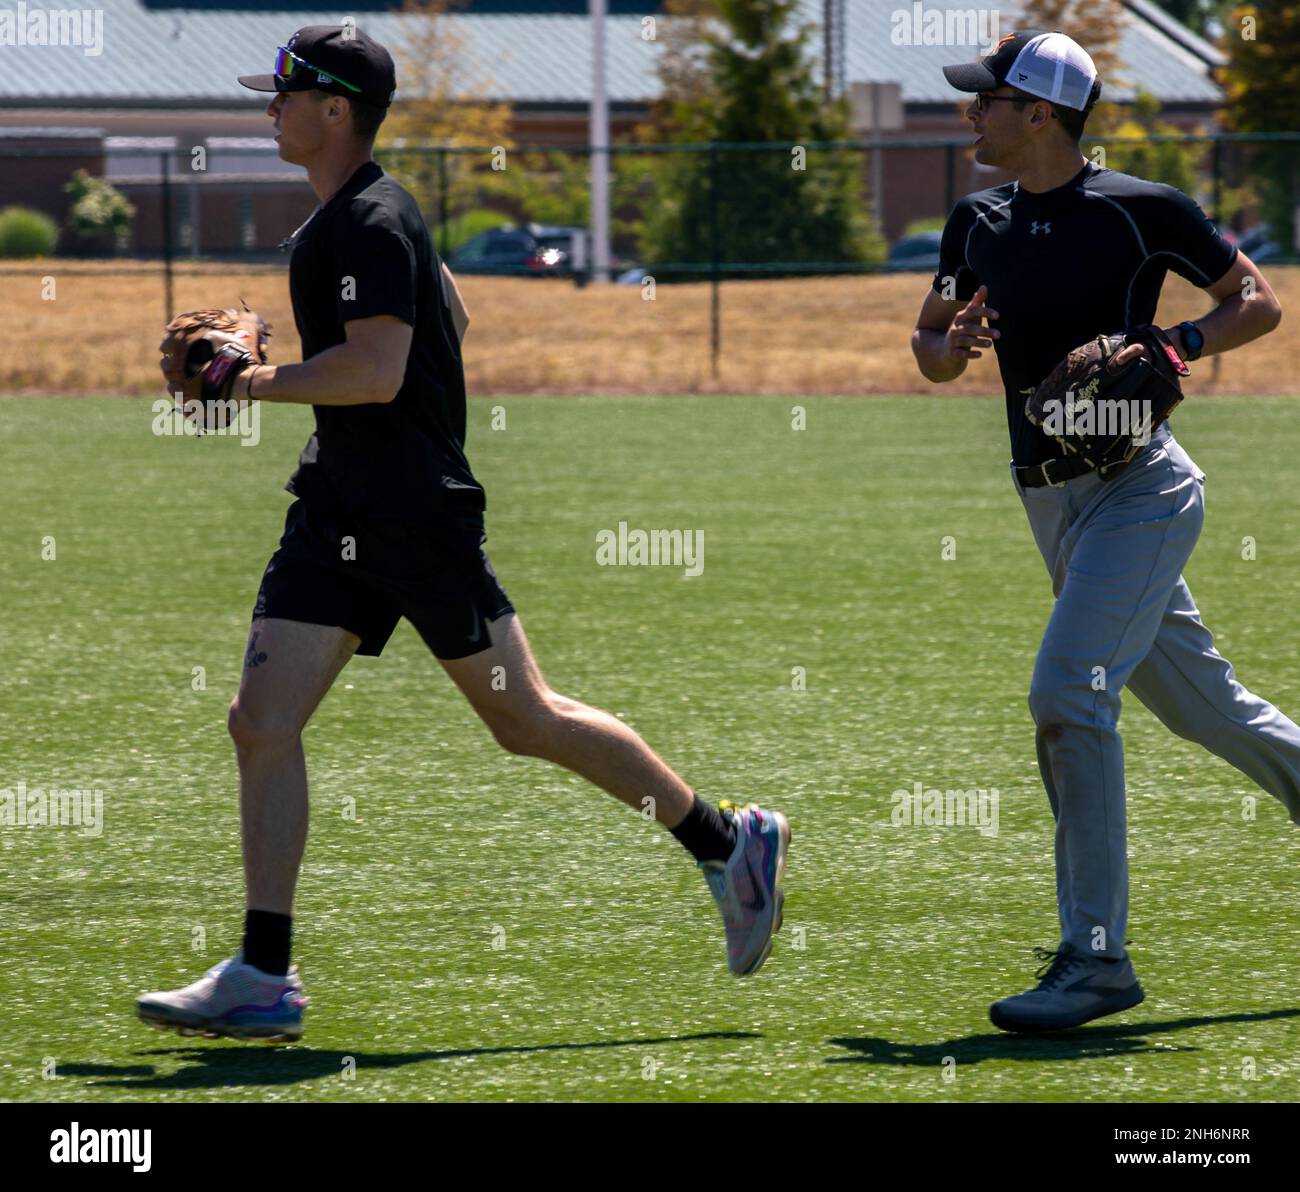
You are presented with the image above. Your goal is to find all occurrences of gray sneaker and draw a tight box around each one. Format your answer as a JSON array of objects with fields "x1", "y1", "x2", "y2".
[{"x1": 990, "y1": 946, "x2": 1145, "y2": 1033}]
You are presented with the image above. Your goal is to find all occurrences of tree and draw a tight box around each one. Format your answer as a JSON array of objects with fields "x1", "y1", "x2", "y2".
[
  {"x1": 1222, "y1": 3, "x2": 1300, "y2": 251},
  {"x1": 1020, "y1": 0, "x2": 1126, "y2": 135},
  {"x1": 376, "y1": 0, "x2": 514, "y2": 243},
  {"x1": 1145, "y1": 1, "x2": 1234, "y2": 38},
  {"x1": 639, "y1": 0, "x2": 880, "y2": 278},
  {"x1": 379, "y1": 0, "x2": 648, "y2": 262},
  {"x1": 1019, "y1": 3, "x2": 1218, "y2": 200},
  {"x1": 1103, "y1": 91, "x2": 1203, "y2": 193}
]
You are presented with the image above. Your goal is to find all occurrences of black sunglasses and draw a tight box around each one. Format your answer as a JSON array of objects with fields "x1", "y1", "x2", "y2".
[{"x1": 974, "y1": 92, "x2": 1060, "y2": 120}]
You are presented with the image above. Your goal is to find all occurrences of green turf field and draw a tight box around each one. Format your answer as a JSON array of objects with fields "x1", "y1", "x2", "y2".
[{"x1": 2, "y1": 393, "x2": 1298, "y2": 1103}]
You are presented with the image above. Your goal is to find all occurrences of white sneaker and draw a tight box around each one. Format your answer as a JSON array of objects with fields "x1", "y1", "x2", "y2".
[{"x1": 137, "y1": 952, "x2": 308, "y2": 1041}]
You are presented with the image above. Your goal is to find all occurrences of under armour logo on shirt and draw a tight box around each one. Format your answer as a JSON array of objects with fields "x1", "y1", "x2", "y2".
[{"x1": 1030, "y1": 221, "x2": 1052, "y2": 235}]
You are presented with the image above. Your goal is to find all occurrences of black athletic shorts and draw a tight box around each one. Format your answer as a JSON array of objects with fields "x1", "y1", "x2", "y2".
[{"x1": 252, "y1": 500, "x2": 514, "y2": 659}]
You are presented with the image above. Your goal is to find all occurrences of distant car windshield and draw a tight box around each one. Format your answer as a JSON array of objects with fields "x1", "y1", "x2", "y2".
[
  {"x1": 892, "y1": 236, "x2": 939, "y2": 257},
  {"x1": 486, "y1": 234, "x2": 533, "y2": 256}
]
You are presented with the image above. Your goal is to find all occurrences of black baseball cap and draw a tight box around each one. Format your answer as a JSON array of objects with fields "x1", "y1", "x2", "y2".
[
  {"x1": 943, "y1": 30, "x2": 1099, "y2": 112},
  {"x1": 239, "y1": 25, "x2": 397, "y2": 109}
]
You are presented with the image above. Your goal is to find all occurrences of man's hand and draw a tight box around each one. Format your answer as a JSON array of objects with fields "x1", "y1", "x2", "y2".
[
  {"x1": 945, "y1": 285, "x2": 1001, "y2": 361},
  {"x1": 159, "y1": 305, "x2": 271, "y2": 429},
  {"x1": 1111, "y1": 341, "x2": 1151, "y2": 368},
  {"x1": 912, "y1": 283, "x2": 1000, "y2": 383}
]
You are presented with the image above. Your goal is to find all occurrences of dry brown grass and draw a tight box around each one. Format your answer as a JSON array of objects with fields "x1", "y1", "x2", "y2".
[{"x1": 2, "y1": 260, "x2": 1296, "y2": 395}]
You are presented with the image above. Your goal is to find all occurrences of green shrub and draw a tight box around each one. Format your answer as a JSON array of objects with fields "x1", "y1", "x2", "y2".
[
  {"x1": 902, "y1": 217, "x2": 946, "y2": 236},
  {"x1": 0, "y1": 206, "x2": 59, "y2": 258},
  {"x1": 64, "y1": 169, "x2": 135, "y2": 244}
]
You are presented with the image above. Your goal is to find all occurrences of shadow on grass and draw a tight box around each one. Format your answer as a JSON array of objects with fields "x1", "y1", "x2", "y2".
[
  {"x1": 68, "y1": 1031, "x2": 761, "y2": 1091},
  {"x1": 828, "y1": 1007, "x2": 1300, "y2": 1067}
]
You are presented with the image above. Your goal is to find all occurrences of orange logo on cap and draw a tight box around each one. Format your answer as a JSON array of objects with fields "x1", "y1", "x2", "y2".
[{"x1": 994, "y1": 33, "x2": 1016, "y2": 51}]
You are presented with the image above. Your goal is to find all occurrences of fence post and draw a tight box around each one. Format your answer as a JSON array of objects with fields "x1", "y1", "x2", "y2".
[
  {"x1": 437, "y1": 146, "x2": 449, "y2": 258},
  {"x1": 1290, "y1": 141, "x2": 1299, "y2": 258},
  {"x1": 709, "y1": 143, "x2": 720, "y2": 379},
  {"x1": 945, "y1": 142, "x2": 955, "y2": 214},
  {"x1": 1211, "y1": 137, "x2": 1222, "y2": 226},
  {"x1": 161, "y1": 149, "x2": 173, "y2": 321}
]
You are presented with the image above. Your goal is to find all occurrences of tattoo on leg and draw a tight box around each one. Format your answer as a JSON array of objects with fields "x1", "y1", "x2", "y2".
[{"x1": 244, "y1": 631, "x2": 269, "y2": 669}]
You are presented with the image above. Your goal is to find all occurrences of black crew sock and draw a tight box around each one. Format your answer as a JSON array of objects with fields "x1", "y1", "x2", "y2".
[
  {"x1": 670, "y1": 795, "x2": 737, "y2": 864},
  {"x1": 242, "y1": 909, "x2": 293, "y2": 977}
]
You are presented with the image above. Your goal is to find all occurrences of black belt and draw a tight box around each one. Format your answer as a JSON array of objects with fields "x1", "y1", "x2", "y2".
[{"x1": 1014, "y1": 454, "x2": 1100, "y2": 489}]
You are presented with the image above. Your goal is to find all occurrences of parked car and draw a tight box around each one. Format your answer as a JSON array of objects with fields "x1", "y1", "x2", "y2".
[
  {"x1": 448, "y1": 225, "x2": 571, "y2": 276},
  {"x1": 1236, "y1": 224, "x2": 1284, "y2": 264},
  {"x1": 885, "y1": 231, "x2": 943, "y2": 273},
  {"x1": 530, "y1": 224, "x2": 588, "y2": 267}
]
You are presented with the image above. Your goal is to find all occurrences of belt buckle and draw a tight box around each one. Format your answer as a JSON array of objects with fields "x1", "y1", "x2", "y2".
[{"x1": 1040, "y1": 462, "x2": 1067, "y2": 489}]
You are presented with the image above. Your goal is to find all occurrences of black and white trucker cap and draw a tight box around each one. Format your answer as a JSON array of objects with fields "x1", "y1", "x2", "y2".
[{"x1": 943, "y1": 30, "x2": 1099, "y2": 111}]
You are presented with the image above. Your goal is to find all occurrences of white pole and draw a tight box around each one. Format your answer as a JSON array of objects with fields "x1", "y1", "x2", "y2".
[{"x1": 590, "y1": 0, "x2": 611, "y2": 282}]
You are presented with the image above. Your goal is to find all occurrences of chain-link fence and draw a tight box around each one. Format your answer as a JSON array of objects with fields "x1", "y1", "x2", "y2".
[{"x1": 2, "y1": 132, "x2": 1297, "y2": 373}]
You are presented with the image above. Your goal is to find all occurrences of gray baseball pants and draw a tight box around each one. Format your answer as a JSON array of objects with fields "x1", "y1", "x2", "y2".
[{"x1": 1013, "y1": 422, "x2": 1300, "y2": 959}]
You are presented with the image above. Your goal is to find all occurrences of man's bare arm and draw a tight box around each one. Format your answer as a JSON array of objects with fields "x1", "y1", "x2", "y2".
[
  {"x1": 1167, "y1": 251, "x2": 1282, "y2": 360},
  {"x1": 248, "y1": 315, "x2": 412, "y2": 406},
  {"x1": 442, "y1": 262, "x2": 469, "y2": 344}
]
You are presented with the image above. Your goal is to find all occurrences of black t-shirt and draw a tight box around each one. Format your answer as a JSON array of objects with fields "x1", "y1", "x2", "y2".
[
  {"x1": 932, "y1": 162, "x2": 1238, "y2": 466},
  {"x1": 285, "y1": 161, "x2": 483, "y2": 517}
]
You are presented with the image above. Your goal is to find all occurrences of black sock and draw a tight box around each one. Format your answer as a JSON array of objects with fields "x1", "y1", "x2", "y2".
[
  {"x1": 242, "y1": 909, "x2": 292, "y2": 977},
  {"x1": 670, "y1": 796, "x2": 737, "y2": 864}
]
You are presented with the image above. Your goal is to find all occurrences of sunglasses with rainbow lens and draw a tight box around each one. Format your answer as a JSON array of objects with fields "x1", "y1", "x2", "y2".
[{"x1": 274, "y1": 45, "x2": 362, "y2": 94}]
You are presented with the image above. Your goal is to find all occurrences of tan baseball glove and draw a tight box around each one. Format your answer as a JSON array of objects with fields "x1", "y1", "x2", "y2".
[{"x1": 159, "y1": 304, "x2": 270, "y2": 429}]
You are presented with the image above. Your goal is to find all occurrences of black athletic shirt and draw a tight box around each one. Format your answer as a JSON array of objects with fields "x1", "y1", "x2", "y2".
[
  {"x1": 285, "y1": 161, "x2": 484, "y2": 517},
  {"x1": 932, "y1": 162, "x2": 1238, "y2": 467}
]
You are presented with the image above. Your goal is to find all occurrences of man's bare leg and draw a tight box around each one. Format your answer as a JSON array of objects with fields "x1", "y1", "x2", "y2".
[
  {"x1": 136, "y1": 617, "x2": 358, "y2": 1038},
  {"x1": 228, "y1": 617, "x2": 360, "y2": 914},
  {"x1": 439, "y1": 611, "x2": 790, "y2": 976},
  {"x1": 438, "y1": 612, "x2": 694, "y2": 827}
]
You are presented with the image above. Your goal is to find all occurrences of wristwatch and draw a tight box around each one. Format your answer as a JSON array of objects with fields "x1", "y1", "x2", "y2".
[{"x1": 1177, "y1": 320, "x2": 1204, "y2": 362}]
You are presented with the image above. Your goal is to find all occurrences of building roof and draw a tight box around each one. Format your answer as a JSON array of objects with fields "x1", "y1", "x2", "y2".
[
  {"x1": 833, "y1": 0, "x2": 1223, "y2": 106},
  {"x1": 0, "y1": 2, "x2": 662, "y2": 107},
  {"x1": 0, "y1": 0, "x2": 1222, "y2": 109}
]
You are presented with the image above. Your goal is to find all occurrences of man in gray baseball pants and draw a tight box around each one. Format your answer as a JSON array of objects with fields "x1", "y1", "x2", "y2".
[
  {"x1": 912, "y1": 30, "x2": 1294, "y2": 1030},
  {"x1": 1015, "y1": 424, "x2": 1300, "y2": 987}
]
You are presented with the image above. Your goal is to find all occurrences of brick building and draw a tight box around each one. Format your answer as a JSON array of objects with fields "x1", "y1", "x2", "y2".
[{"x1": 0, "y1": 0, "x2": 1227, "y2": 254}]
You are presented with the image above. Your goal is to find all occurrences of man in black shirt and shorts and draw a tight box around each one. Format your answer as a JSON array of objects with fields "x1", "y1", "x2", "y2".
[
  {"x1": 913, "y1": 31, "x2": 1297, "y2": 1032},
  {"x1": 138, "y1": 25, "x2": 789, "y2": 1041}
]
